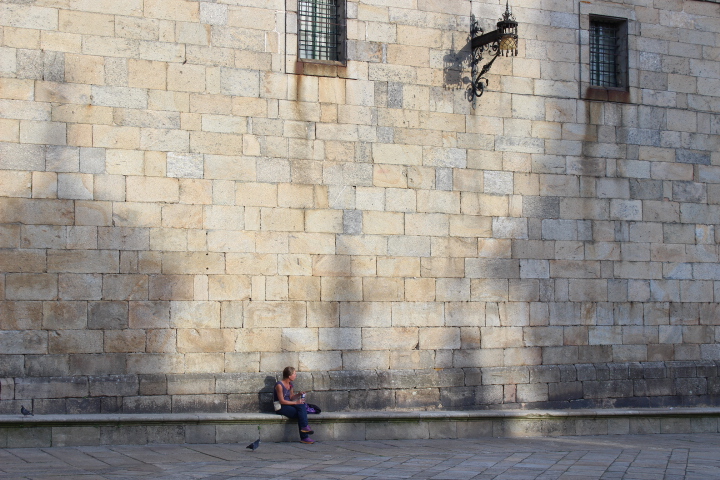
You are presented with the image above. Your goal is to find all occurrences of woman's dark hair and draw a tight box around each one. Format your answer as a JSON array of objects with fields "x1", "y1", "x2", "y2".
[{"x1": 282, "y1": 366, "x2": 296, "y2": 379}]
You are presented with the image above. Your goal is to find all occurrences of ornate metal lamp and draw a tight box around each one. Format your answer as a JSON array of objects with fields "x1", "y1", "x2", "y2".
[{"x1": 469, "y1": 1, "x2": 518, "y2": 107}]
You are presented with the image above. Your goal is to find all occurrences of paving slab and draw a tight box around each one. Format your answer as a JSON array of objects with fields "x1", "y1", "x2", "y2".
[{"x1": 1, "y1": 434, "x2": 720, "y2": 479}]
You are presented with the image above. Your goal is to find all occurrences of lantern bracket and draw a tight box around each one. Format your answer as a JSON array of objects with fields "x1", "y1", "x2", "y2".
[{"x1": 468, "y1": 1, "x2": 518, "y2": 107}]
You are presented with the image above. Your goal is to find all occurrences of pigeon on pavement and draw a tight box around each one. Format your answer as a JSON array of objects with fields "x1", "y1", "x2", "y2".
[{"x1": 246, "y1": 438, "x2": 260, "y2": 451}]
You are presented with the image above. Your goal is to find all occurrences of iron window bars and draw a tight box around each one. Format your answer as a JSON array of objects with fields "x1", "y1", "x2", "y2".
[
  {"x1": 298, "y1": 0, "x2": 344, "y2": 63},
  {"x1": 589, "y1": 18, "x2": 627, "y2": 88}
]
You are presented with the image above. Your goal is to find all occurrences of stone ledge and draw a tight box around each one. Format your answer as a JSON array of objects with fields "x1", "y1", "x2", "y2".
[
  {"x1": 3, "y1": 407, "x2": 720, "y2": 426},
  {"x1": 2, "y1": 407, "x2": 720, "y2": 448}
]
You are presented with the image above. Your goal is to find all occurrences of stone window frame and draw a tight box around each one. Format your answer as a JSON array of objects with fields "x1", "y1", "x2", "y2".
[
  {"x1": 297, "y1": 0, "x2": 347, "y2": 65},
  {"x1": 287, "y1": 0, "x2": 347, "y2": 77},
  {"x1": 589, "y1": 18, "x2": 628, "y2": 89},
  {"x1": 580, "y1": 2, "x2": 637, "y2": 103}
]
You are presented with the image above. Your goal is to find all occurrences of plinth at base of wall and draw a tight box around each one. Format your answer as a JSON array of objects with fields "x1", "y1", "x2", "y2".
[{"x1": 1, "y1": 408, "x2": 719, "y2": 447}]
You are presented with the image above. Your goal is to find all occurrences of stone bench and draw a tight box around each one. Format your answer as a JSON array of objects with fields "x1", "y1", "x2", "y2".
[{"x1": 2, "y1": 407, "x2": 720, "y2": 447}]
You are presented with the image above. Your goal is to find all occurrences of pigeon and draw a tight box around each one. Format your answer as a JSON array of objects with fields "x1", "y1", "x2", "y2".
[
  {"x1": 21, "y1": 405, "x2": 33, "y2": 416},
  {"x1": 246, "y1": 438, "x2": 260, "y2": 451}
]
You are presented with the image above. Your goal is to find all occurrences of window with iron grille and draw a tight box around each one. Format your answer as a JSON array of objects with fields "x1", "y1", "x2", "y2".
[
  {"x1": 298, "y1": 0, "x2": 345, "y2": 64},
  {"x1": 589, "y1": 17, "x2": 628, "y2": 89}
]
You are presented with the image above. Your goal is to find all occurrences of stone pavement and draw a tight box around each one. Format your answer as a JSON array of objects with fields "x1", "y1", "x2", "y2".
[{"x1": 1, "y1": 433, "x2": 719, "y2": 479}]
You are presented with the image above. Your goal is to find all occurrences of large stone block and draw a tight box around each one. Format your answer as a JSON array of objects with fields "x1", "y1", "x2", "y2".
[
  {"x1": 277, "y1": 326, "x2": 317, "y2": 352},
  {"x1": 387, "y1": 235, "x2": 430, "y2": 257},
  {"x1": 420, "y1": 257, "x2": 464, "y2": 278},
  {"x1": 372, "y1": 143, "x2": 423, "y2": 166},
  {"x1": 137, "y1": 375, "x2": 167, "y2": 396},
  {"x1": 164, "y1": 374, "x2": 215, "y2": 396},
  {"x1": 406, "y1": 213, "x2": 449, "y2": 237},
  {"x1": 444, "y1": 302, "x2": 484, "y2": 327},
  {"x1": 434, "y1": 278, "x2": 469, "y2": 302},
  {"x1": 288, "y1": 276, "x2": 320, "y2": 301},
  {"x1": 0, "y1": 378, "x2": 14, "y2": 402},
  {"x1": 377, "y1": 256, "x2": 420, "y2": 278},
  {"x1": 147, "y1": 275, "x2": 193, "y2": 301},
  {"x1": 391, "y1": 302, "x2": 443, "y2": 327},
  {"x1": 305, "y1": 209, "x2": 344, "y2": 233},
  {"x1": 362, "y1": 327, "x2": 418, "y2": 351},
  {"x1": 127, "y1": 353, "x2": 185, "y2": 375},
  {"x1": 41, "y1": 301, "x2": 87, "y2": 330},
  {"x1": 466, "y1": 259, "x2": 520, "y2": 279},
  {"x1": 297, "y1": 351, "x2": 341, "y2": 372},
  {"x1": 184, "y1": 353, "x2": 224, "y2": 374},
  {"x1": 126, "y1": 301, "x2": 170, "y2": 330},
  {"x1": 207, "y1": 275, "x2": 252, "y2": 301},
  {"x1": 0, "y1": 301, "x2": 41, "y2": 330},
  {"x1": 15, "y1": 376, "x2": 88, "y2": 400},
  {"x1": 453, "y1": 349, "x2": 504, "y2": 368},
  {"x1": 338, "y1": 302, "x2": 390, "y2": 328},
  {"x1": 312, "y1": 255, "x2": 352, "y2": 277},
  {"x1": 316, "y1": 327, "x2": 360, "y2": 351},
  {"x1": 0, "y1": 328, "x2": 47, "y2": 355},
  {"x1": 5, "y1": 273, "x2": 57, "y2": 300},
  {"x1": 418, "y1": 327, "x2": 460, "y2": 350},
  {"x1": 56, "y1": 273, "x2": 101, "y2": 300},
  {"x1": 104, "y1": 329, "x2": 146, "y2": 353},
  {"x1": 243, "y1": 301, "x2": 306, "y2": 328},
  {"x1": 89, "y1": 375, "x2": 139, "y2": 397},
  {"x1": 0, "y1": 354, "x2": 23, "y2": 377},
  {"x1": 320, "y1": 277, "x2": 362, "y2": 302},
  {"x1": 516, "y1": 382, "x2": 549, "y2": 403},
  {"x1": 25, "y1": 353, "x2": 70, "y2": 377},
  {"x1": 260, "y1": 207, "x2": 304, "y2": 232},
  {"x1": 49, "y1": 330, "x2": 103, "y2": 354},
  {"x1": 363, "y1": 277, "x2": 404, "y2": 302},
  {"x1": 66, "y1": 352, "x2": 125, "y2": 376},
  {"x1": 100, "y1": 274, "x2": 148, "y2": 301},
  {"x1": 87, "y1": 301, "x2": 127, "y2": 330},
  {"x1": 169, "y1": 301, "x2": 220, "y2": 328},
  {"x1": 47, "y1": 250, "x2": 119, "y2": 274}
]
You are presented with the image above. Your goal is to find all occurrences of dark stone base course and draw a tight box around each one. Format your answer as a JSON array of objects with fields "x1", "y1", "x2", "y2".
[
  {"x1": 0, "y1": 361, "x2": 718, "y2": 415},
  {"x1": 1, "y1": 409, "x2": 719, "y2": 447}
]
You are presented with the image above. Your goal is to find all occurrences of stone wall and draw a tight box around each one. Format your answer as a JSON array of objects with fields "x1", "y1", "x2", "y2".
[
  {"x1": 2, "y1": 361, "x2": 719, "y2": 414},
  {"x1": 1, "y1": 0, "x2": 720, "y2": 414}
]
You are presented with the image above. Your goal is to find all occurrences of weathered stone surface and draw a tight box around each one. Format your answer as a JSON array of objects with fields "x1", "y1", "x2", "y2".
[
  {"x1": 172, "y1": 394, "x2": 227, "y2": 413},
  {"x1": 88, "y1": 301, "x2": 128, "y2": 330},
  {"x1": 15, "y1": 377, "x2": 88, "y2": 400},
  {"x1": 123, "y1": 396, "x2": 172, "y2": 414}
]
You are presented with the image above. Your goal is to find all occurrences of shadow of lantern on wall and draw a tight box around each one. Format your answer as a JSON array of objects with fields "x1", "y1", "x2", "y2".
[{"x1": 468, "y1": 1, "x2": 519, "y2": 108}]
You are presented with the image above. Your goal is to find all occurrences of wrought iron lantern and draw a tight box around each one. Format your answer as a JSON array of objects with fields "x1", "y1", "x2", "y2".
[{"x1": 469, "y1": 1, "x2": 518, "y2": 106}]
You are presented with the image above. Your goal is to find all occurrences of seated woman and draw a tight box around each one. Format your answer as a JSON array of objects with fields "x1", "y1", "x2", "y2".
[{"x1": 274, "y1": 366, "x2": 315, "y2": 444}]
